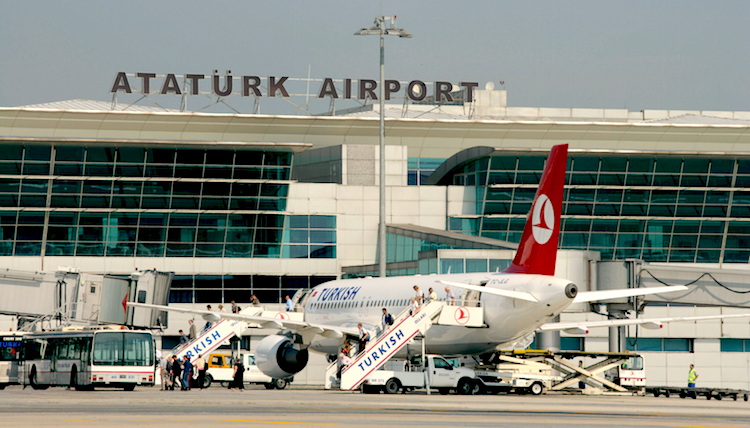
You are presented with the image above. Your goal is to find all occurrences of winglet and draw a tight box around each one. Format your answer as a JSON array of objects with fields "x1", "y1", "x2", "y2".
[{"x1": 503, "y1": 144, "x2": 568, "y2": 276}]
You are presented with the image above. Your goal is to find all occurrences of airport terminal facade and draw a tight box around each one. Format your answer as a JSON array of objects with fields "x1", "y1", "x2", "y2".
[{"x1": 2, "y1": 93, "x2": 750, "y2": 387}]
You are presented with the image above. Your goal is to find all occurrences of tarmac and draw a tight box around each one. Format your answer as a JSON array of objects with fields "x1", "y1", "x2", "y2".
[{"x1": 2, "y1": 384, "x2": 750, "y2": 428}]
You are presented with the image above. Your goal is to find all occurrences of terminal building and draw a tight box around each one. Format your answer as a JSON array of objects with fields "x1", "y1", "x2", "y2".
[{"x1": 1, "y1": 89, "x2": 750, "y2": 388}]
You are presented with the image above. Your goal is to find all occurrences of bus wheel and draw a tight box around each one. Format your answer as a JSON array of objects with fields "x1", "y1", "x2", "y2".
[
  {"x1": 123, "y1": 384, "x2": 136, "y2": 391},
  {"x1": 69, "y1": 366, "x2": 78, "y2": 389},
  {"x1": 30, "y1": 367, "x2": 48, "y2": 390}
]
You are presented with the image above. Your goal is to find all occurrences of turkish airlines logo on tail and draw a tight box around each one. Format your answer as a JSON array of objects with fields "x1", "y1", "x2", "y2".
[{"x1": 532, "y1": 194, "x2": 555, "y2": 244}]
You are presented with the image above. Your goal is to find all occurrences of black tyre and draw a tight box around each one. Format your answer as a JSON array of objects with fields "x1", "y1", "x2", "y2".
[
  {"x1": 457, "y1": 378, "x2": 473, "y2": 395},
  {"x1": 273, "y1": 378, "x2": 288, "y2": 390},
  {"x1": 438, "y1": 388, "x2": 450, "y2": 395},
  {"x1": 220, "y1": 381, "x2": 228, "y2": 388},
  {"x1": 679, "y1": 391, "x2": 686, "y2": 399},
  {"x1": 69, "y1": 366, "x2": 78, "y2": 389},
  {"x1": 203, "y1": 374, "x2": 213, "y2": 389},
  {"x1": 530, "y1": 382, "x2": 544, "y2": 396},
  {"x1": 716, "y1": 394, "x2": 722, "y2": 401},
  {"x1": 665, "y1": 390, "x2": 670, "y2": 398},
  {"x1": 384, "y1": 378, "x2": 400, "y2": 395},
  {"x1": 264, "y1": 383, "x2": 275, "y2": 389},
  {"x1": 744, "y1": 393, "x2": 748, "y2": 401},
  {"x1": 653, "y1": 390, "x2": 660, "y2": 397},
  {"x1": 123, "y1": 384, "x2": 135, "y2": 391}
]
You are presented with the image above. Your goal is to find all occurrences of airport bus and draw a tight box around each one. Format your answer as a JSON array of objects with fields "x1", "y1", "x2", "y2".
[
  {"x1": 20, "y1": 328, "x2": 155, "y2": 391},
  {"x1": 0, "y1": 333, "x2": 25, "y2": 389}
]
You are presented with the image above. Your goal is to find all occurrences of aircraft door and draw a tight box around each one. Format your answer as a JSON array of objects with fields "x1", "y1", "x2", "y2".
[
  {"x1": 461, "y1": 280, "x2": 486, "y2": 307},
  {"x1": 429, "y1": 357, "x2": 457, "y2": 388},
  {"x1": 291, "y1": 289, "x2": 312, "y2": 312}
]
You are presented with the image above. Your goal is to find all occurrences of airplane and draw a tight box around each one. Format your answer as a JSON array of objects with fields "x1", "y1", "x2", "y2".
[{"x1": 130, "y1": 143, "x2": 747, "y2": 380}]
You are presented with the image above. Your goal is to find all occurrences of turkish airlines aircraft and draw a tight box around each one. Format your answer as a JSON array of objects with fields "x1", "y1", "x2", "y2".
[{"x1": 130, "y1": 143, "x2": 749, "y2": 380}]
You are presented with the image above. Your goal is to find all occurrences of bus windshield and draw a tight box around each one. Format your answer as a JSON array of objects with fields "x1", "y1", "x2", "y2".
[
  {"x1": 92, "y1": 332, "x2": 153, "y2": 366},
  {"x1": 0, "y1": 338, "x2": 22, "y2": 361}
]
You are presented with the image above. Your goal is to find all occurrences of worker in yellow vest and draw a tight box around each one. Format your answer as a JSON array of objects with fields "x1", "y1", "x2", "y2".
[{"x1": 688, "y1": 364, "x2": 699, "y2": 388}]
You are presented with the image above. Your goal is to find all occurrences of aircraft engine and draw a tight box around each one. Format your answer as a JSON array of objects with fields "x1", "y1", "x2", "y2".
[{"x1": 255, "y1": 334, "x2": 309, "y2": 379}]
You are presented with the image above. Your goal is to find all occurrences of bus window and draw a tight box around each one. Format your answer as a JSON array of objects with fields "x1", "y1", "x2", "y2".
[
  {"x1": 0, "y1": 339, "x2": 22, "y2": 360},
  {"x1": 123, "y1": 332, "x2": 154, "y2": 366},
  {"x1": 93, "y1": 332, "x2": 153, "y2": 366},
  {"x1": 93, "y1": 333, "x2": 122, "y2": 366}
]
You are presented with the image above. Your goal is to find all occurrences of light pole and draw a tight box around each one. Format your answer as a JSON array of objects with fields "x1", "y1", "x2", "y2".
[{"x1": 355, "y1": 16, "x2": 412, "y2": 278}]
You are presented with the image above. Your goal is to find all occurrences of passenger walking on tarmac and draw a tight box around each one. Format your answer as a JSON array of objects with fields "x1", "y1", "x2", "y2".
[
  {"x1": 285, "y1": 295, "x2": 293, "y2": 312},
  {"x1": 171, "y1": 356, "x2": 182, "y2": 390},
  {"x1": 159, "y1": 354, "x2": 170, "y2": 390},
  {"x1": 182, "y1": 357, "x2": 193, "y2": 391},
  {"x1": 195, "y1": 353, "x2": 207, "y2": 390},
  {"x1": 251, "y1": 294, "x2": 260, "y2": 306},
  {"x1": 578, "y1": 361, "x2": 586, "y2": 389},
  {"x1": 357, "y1": 323, "x2": 370, "y2": 354},
  {"x1": 231, "y1": 357, "x2": 245, "y2": 391},
  {"x1": 166, "y1": 355, "x2": 175, "y2": 390},
  {"x1": 382, "y1": 308, "x2": 394, "y2": 332},
  {"x1": 413, "y1": 285, "x2": 424, "y2": 305},
  {"x1": 179, "y1": 329, "x2": 188, "y2": 345},
  {"x1": 188, "y1": 319, "x2": 197, "y2": 340},
  {"x1": 231, "y1": 300, "x2": 241, "y2": 314},
  {"x1": 409, "y1": 297, "x2": 419, "y2": 316},
  {"x1": 688, "y1": 364, "x2": 699, "y2": 389},
  {"x1": 428, "y1": 287, "x2": 437, "y2": 302},
  {"x1": 445, "y1": 286, "x2": 455, "y2": 306}
]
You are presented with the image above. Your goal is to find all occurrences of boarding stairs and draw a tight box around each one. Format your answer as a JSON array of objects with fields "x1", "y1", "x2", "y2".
[
  {"x1": 170, "y1": 306, "x2": 263, "y2": 363},
  {"x1": 334, "y1": 301, "x2": 446, "y2": 391}
]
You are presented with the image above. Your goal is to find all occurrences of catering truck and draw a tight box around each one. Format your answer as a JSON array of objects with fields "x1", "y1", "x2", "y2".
[{"x1": 361, "y1": 354, "x2": 477, "y2": 395}]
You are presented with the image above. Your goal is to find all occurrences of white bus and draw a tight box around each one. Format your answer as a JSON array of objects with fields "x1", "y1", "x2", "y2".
[
  {"x1": 21, "y1": 328, "x2": 155, "y2": 391},
  {"x1": 0, "y1": 333, "x2": 25, "y2": 389}
]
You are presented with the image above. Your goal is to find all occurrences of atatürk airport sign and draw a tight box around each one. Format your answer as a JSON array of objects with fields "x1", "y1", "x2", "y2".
[{"x1": 110, "y1": 72, "x2": 478, "y2": 103}]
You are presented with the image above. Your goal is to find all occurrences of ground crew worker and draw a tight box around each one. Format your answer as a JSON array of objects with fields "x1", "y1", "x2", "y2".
[{"x1": 688, "y1": 364, "x2": 699, "y2": 388}]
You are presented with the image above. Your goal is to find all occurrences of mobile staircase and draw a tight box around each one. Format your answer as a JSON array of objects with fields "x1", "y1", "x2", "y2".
[{"x1": 330, "y1": 301, "x2": 446, "y2": 391}]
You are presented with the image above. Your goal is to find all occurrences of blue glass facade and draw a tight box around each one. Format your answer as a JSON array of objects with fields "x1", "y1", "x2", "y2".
[{"x1": 446, "y1": 152, "x2": 750, "y2": 264}]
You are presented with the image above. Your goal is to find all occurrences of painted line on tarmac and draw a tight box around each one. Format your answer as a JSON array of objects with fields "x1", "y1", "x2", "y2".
[{"x1": 219, "y1": 419, "x2": 338, "y2": 425}]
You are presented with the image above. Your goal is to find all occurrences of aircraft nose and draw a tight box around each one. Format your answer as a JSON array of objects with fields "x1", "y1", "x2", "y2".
[{"x1": 565, "y1": 283, "x2": 578, "y2": 299}]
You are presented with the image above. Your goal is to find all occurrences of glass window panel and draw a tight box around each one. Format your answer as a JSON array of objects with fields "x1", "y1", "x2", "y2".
[
  {"x1": 634, "y1": 338, "x2": 663, "y2": 352},
  {"x1": 116, "y1": 165, "x2": 143, "y2": 177},
  {"x1": 169, "y1": 213, "x2": 198, "y2": 227},
  {"x1": 704, "y1": 191, "x2": 728, "y2": 205},
  {"x1": 710, "y1": 159, "x2": 734, "y2": 174},
  {"x1": 204, "y1": 166, "x2": 232, "y2": 179},
  {"x1": 106, "y1": 243, "x2": 134, "y2": 256},
  {"x1": 174, "y1": 165, "x2": 203, "y2": 178},
  {"x1": 596, "y1": 189, "x2": 623, "y2": 203},
  {"x1": 599, "y1": 173, "x2": 625, "y2": 186},
  {"x1": 310, "y1": 230, "x2": 336, "y2": 244},
  {"x1": 560, "y1": 337, "x2": 584, "y2": 351},
  {"x1": 169, "y1": 197, "x2": 197, "y2": 209},
  {"x1": 15, "y1": 242, "x2": 42, "y2": 256},
  {"x1": 52, "y1": 180, "x2": 81, "y2": 194},
  {"x1": 486, "y1": 188, "x2": 513, "y2": 201},
  {"x1": 593, "y1": 204, "x2": 619, "y2": 215},
  {"x1": 440, "y1": 259, "x2": 464, "y2": 274},
  {"x1": 141, "y1": 196, "x2": 169, "y2": 209},
  {"x1": 86, "y1": 147, "x2": 115, "y2": 162},
  {"x1": 725, "y1": 235, "x2": 750, "y2": 249},
  {"x1": 258, "y1": 198, "x2": 285, "y2": 211},
  {"x1": 25, "y1": 145, "x2": 51, "y2": 161},
  {"x1": 683, "y1": 158, "x2": 709, "y2": 174},
  {"x1": 232, "y1": 167, "x2": 262, "y2": 179},
  {"x1": 16, "y1": 226, "x2": 43, "y2": 240},
  {"x1": 137, "y1": 243, "x2": 165, "y2": 257},
  {"x1": 589, "y1": 233, "x2": 616, "y2": 247},
  {"x1": 232, "y1": 183, "x2": 259, "y2": 197},
  {"x1": 489, "y1": 156, "x2": 517, "y2": 170},
  {"x1": 252, "y1": 244, "x2": 280, "y2": 258},
  {"x1": 617, "y1": 233, "x2": 643, "y2": 248},
  {"x1": 0, "y1": 145, "x2": 23, "y2": 160},
  {"x1": 628, "y1": 157, "x2": 654, "y2": 172},
  {"x1": 724, "y1": 250, "x2": 750, "y2": 263},
  {"x1": 600, "y1": 157, "x2": 627, "y2": 172},
  {"x1": 648, "y1": 205, "x2": 675, "y2": 216},
  {"x1": 175, "y1": 149, "x2": 204, "y2": 164},
  {"x1": 623, "y1": 189, "x2": 649, "y2": 203},
  {"x1": 263, "y1": 152, "x2": 291, "y2": 166},
  {"x1": 48, "y1": 212, "x2": 77, "y2": 225},
  {"x1": 681, "y1": 175, "x2": 707, "y2": 187},
  {"x1": 260, "y1": 184, "x2": 289, "y2": 197},
  {"x1": 79, "y1": 196, "x2": 109, "y2": 208},
  {"x1": 55, "y1": 147, "x2": 85, "y2": 162},
  {"x1": 673, "y1": 221, "x2": 700, "y2": 234},
  {"x1": 200, "y1": 198, "x2": 228, "y2": 210},
  {"x1": 564, "y1": 203, "x2": 592, "y2": 215},
  {"x1": 205, "y1": 150, "x2": 234, "y2": 165},
  {"x1": 82, "y1": 181, "x2": 112, "y2": 194},
  {"x1": 655, "y1": 158, "x2": 682, "y2": 173},
  {"x1": 289, "y1": 230, "x2": 308, "y2": 243},
  {"x1": 675, "y1": 205, "x2": 703, "y2": 217},
  {"x1": 116, "y1": 148, "x2": 144, "y2": 163},
  {"x1": 257, "y1": 214, "x2": 283, "y2": 228},
  {"x1": 76, "y1": 242, "x2": 104, "y2": 256},
  {"x1": 166, "y1": 243, "x2": 194, "y2": 257},
  {"x1": 708, "y1": 175, "x2": 732, "y2": 187},
  {"x1": 484, "y1": 202, "x2": 510, "y2": 215},
  {"x1": 569, "y1": 173, "x2": 596, "y2": 185},
  {"x1": 625, "y1": 173, "x2": 652, "y2": 186},
  {"x1": 511, "y1": 202, "x2": 532, "y2": 215},
  {"x1": 55, "y1": 163, "x2": 82, "y2": 175},
  {"x1": 18, "y1": 212, "x2": 44, "y2": 224},
  {"x1": 111, "y1": 196, "x2": 139, "y2": 208},
  {"x1": 572, "y1": 157, "x2": 599, "y2": 172},
  {"x1": 23, "y1": 163, "x2": 50, "y2": 175},
  {"x1": 726, "y1": 222, "x2": 750, "y2": 234},
  {"x1": 143, "y1": 181, "x2": 171, "y2": 195},
  {"x1": 50, "y1": 195, "x2": 78, "y2": 207},
  {"x1": 84, "y1": 164, "x2": 113, "y2": 176},
  {"x1": 696, "y1": 250, "x2": 720, "y2": 263},
  {"x1": 700, "y1": 221, "x2": 724, "y2": 234},
  {"x1": 720, "y1": 338, "x2": 744, "y2": 352},
  {"x1": 285, "y1": 245, "x2": 309, "y2": 258},
  {"x1": 0, "y1": 163, "x2": 21, "y2": 174},
  {"x1": 669, "y1": 249, "x2": 696, "y2": 262},
  {"x1": 146, "y1": 148, "x2": 175, "y2": 164},
  {"x1": 144, "y1": 165, "x2": 174, "y2": 177},
  {"x1": 563, "y1": 218, "x2": 591, "y2": 231},
  {"x1": 652, "y1": 174, "x2": 679, "y2": 186},
  {"x1": 731, "y1": 206, "x2": 750, "y2": 217},
  {"x1": 139, "y1": 213, "x2": 167, "y2": 227},
  {"x1": 515, "y1": 172, "x2": 541, "y2": 184},
  {"x1": 46, "y1": 242, "x2": 75, "y2": 256},
  {"x1": 664, "y1": 338, "x2": 691, "y2": 352},
  {"x1": 513, "y1": 188, "x2": 536, "y2": 202},
  {"x1": 202, "y1": 182, "x2": 230, "y2": 197},
  {"x1": 466, "y1": 259, "x2": 487, "y2": 273},
  {"x1": 621, "y1": 205, "x2": 647, "y2": 216},
  {"x1": 310, "y1": 215, "x2": 335, "y2": 229},
  {"x1": 619, "y1": 220, "x2": 644, "y2": 233}
]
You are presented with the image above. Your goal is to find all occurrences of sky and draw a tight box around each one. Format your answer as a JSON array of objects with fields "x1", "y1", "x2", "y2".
[{"x1": 1, "y1": 0, "x2": 748, "y2": 115}]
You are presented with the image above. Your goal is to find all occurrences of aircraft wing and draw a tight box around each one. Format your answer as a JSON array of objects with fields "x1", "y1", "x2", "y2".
[
  {"x1": 539, "y1": 312, "x2": 750, "y2": 334},
  {"x1": 127, "y1": 302, "x2": 358, "y2": 341},
  {"x1": 573, "y1": 285, "x2": 689, "y2": 303}
]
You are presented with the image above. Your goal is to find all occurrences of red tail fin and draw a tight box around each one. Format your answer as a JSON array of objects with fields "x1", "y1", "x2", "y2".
[{"x1": 503, "y1": 144, "x2": 568, "y2": 276}]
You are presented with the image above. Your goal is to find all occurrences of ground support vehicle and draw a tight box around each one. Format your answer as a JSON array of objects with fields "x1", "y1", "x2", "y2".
[
  {"x1": 0, "y1": 333, "x2": 25, "y2": 389},
  {"x1": 473, "y1": 366, "x2": 558, "y2": 396},
  {"x1": 361, "y1": 355, "x2": 476, "y2": 395},
  {"x1": 20, "y1": 327, "x2": 155, "y2": 391},
  {"x1": 205, "y1": 352, "x2": 290, "y2": 389},
  {"x1": 648, "y1": 386, "x2": 749, "y2": 401}
]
